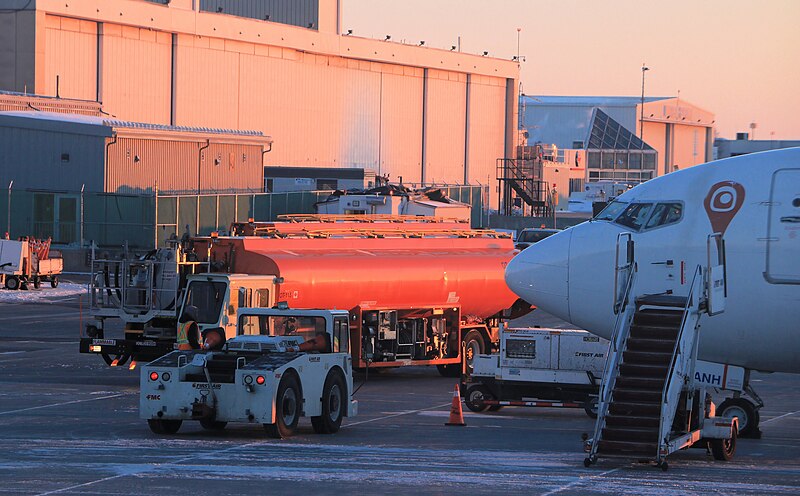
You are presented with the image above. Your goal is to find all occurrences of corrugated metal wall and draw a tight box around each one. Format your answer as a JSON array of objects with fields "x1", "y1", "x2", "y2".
[
  {"x1": 0, "y1": 125, "x2": 105, "y2": 191},
  {"x1": 100, "y1": 24, "x2": 172, "y2": 124},
  {"x1": 379, "y1": 70, "x2": 424, "y2": 183},
  {"x1": 174, "y1": 38, "x2": 241, "y2": 130},
  {"x1": 424, "y1": 70, "x2": 467, "y2": 184},
  {"x1": 106, "y1": 137, "x2": 263, "y2": 195},
  {"x1": 467, "y1": 76, "x2": 506, "y2": 206},
  {"x1": 43, "y1": 16, "x2": 97, "y2": 101},
  {"x1": 200, "y1": 0, "x2": 319, "y2": 29}
]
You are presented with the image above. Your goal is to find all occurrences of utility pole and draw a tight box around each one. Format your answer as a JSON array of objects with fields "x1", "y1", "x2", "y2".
[{"x1": 640, "y1": 64, "x2": 649, "y2": 140}]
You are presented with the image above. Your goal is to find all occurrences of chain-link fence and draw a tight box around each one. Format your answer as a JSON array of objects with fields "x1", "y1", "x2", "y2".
[{"x1": 0, "y1": 185, "x2": 485, "y2": 250}]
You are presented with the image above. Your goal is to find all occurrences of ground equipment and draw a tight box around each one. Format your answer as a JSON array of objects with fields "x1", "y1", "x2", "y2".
[
  {"x1": 140, "y1": 307, "x2": 356, "y2": 438},
  {"x1": 0, "y1": 237, "x2": 62, "y2": 290}
]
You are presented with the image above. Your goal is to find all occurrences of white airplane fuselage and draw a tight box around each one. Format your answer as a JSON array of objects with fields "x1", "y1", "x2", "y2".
[{"x1": 505, "y1": 148, "x2": 800, "y2": 374}]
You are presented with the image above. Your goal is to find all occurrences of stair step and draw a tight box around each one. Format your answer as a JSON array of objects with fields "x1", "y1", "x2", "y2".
[
  {"x1": 597, "y1": 440, "x2": 657, "y2": 456},
  {"x1": 612, "y1": 388, "x2": 662, "y2": 403},
  {"x1": 635, "y1": 294, "x2": 688, "y2": 308},
  {"x1": 623, "y1": 350, "x2": 673, "y2": 365},
  {"x1": 601, "y1": 426, "x2": 659, "y2": 443},
  {"x1": 615, "y1": 376, "x2": 665, "y2": 390},
  {"x1": 609, "y1": 401, "x2": 661, "y2": 416},
  {"x1": 605, "y1": 414, "x2": 660, "y2": 428},
  {"x1": 629, "y1": 324, "x2": 680, "y2": 340},
  {"x1": 633, "y1": 311, "x2": 683, "y2": 327},
  {"x1": 626, "y1": 337, "x2": 675, "y2": 352},
  {"x1": 619, "y1": 363, "x2": 669, "y2": 378}
]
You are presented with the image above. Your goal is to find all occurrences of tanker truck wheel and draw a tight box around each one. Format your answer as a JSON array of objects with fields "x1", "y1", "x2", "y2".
[
  {"x1": 264, "y1": 373, "x2": 301, "y2": 438},
  {"x1": 311, "y1": 370, "x2": 346, "y2": 434},
  {"x1": 462, "y1": 330, "x2": 487, "y2": 375}
]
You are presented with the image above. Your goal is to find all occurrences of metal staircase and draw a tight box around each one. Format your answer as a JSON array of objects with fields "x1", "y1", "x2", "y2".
[
  {"x1": 496, "y1": 158, "x2": 551, "y2": 216},
  {"x1": 585, "y1": 234, "x2": 734, "y2": 469}
]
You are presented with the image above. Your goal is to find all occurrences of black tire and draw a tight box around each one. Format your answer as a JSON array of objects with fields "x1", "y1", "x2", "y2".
[
  {"x1": 462, "y1": 329, "x2": 487, "y2": 375},
  {"x1": 584, "y1": 397, "x2": 599, "y2": 419},
  {"x1": 148, "y1": 418, "x2": 182, "y2": 435},
  {"x1": 264, "y1": 373, "x2": 301, "y2": 438},
  {"x1": 710, "y1": 426, "x2": 737, "y2": 461},
  {"x1": 717, "y1": 398, "x2": 759, "y2": 437},
  {"x1": 33, "y1": 276, "x2": 41, "y2": 289},
  {"x1": 5, "y1": 276, "x2": 19, "y2": 290},
  {"x1": 50, "y1": 275, "x2": 59, "y2": 288},
  {"x1": 464, "y1": 385, "x2": 492, "y2": 413},
  {"x1": 199, "y1": 418, "x2": 228, "y2": 431},
  {"x1": 311, "y1": 370, "x2": 346, "y2": 434}
]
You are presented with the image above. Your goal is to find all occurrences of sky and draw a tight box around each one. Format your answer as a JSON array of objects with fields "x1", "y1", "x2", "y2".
[{"x1": 342, "y1": 0, "x2": 800, "y2": 140}]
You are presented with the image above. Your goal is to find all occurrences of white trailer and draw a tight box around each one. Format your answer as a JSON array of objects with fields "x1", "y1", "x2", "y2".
[{"x1": 140, "y1": 307, "x2": 357, "y2": 438}]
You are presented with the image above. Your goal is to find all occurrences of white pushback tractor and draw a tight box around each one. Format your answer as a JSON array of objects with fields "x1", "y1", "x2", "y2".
[{"x1": 140, "y1": 307, "x2": 357, "y2": 438}]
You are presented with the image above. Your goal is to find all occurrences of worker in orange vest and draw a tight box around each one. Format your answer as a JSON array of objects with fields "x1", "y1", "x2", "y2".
[{"x1": 177, "y1": 305, "x2": 200, "y2": 351}]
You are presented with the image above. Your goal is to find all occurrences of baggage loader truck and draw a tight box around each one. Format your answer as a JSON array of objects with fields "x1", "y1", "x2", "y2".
[
  {"x1": 141, "y1": 306, "x2": 357, "y2": 438},
  {"x1": 81, "y1": 217, "x2": 530, "y2": 375}
]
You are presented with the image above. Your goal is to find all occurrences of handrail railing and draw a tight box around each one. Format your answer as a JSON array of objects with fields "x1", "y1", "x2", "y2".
[
  {"x1": 613, "y1": 232, "x2": 634, "y2": 313},
  {"x1": 657, "y1": 264, "x2": 704, "y2": 460},
  {"x1": 588, "y1": 262, "x2": 637, "y2": 460}
]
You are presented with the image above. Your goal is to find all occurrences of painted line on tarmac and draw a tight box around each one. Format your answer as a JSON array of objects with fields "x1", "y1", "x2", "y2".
[
  {"x1": 344, "y1": 402, "x2": 451, "y2": 428},
  {"x1": 761, "y1": 409, "x2": 800, "y2": 425},
  {"x1": 0, "y1": 311, "x2": 80, "y2": 322},
  {"x1": 539, "y1": 467, "x2": 622, "y2": 496},
  {"x1": 0, "y1": 393, "x2": 126, "y2": 416}
]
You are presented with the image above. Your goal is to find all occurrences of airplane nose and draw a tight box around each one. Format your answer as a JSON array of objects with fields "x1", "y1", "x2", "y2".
[{"x1": 505, "y1": 229, "x2": 572, "y2": 322}]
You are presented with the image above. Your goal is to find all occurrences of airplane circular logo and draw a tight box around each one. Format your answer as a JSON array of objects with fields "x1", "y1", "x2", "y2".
[{"x1": 704, "y1": 181, "x2": 745, "y2": 235}]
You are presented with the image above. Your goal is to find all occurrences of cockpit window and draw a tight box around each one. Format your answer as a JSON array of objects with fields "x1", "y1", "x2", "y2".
[
  {"x1": 644, "y1": 202, "x2": 683, "y2": 229},
  {"x1": 614, "y1": 203, "x2": 654, "y2": 231},
  {"x1": 594, "y1": 201, "x2": 628, "y2": 221}
]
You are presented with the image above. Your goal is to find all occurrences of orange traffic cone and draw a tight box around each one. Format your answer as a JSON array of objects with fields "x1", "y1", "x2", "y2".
[{"x1": 445, "y1": 383, "x2": 466, "y2": 426}]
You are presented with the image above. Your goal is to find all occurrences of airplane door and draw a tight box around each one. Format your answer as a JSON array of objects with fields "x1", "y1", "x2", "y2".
[{"x1": 766, "y1": 169, "x2": 800, "y2": 284}]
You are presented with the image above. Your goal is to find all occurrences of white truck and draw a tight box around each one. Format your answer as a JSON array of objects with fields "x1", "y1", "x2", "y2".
[
  {"x1": 462, "y1": 327, "x2": 607, "y2": 417},
  {"x1": 140, "y1": 307, "x2": 357, "y2": 438}
]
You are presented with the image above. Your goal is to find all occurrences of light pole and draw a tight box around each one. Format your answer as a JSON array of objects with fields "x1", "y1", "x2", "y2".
[{"x1": 640, "y1": 64, "x2": 649, "y2": 140}]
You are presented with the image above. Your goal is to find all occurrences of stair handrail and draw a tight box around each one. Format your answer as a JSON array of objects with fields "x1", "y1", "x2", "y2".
[
  {"x1": 656, "y1": 264, "x2": 704, "y2": 460},
  {"x1": 588, "y1": 259, "x2": 637, "y2": 460}
]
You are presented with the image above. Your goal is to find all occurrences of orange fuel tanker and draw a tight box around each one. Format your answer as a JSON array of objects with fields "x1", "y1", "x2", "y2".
[{"x1": 81, "y1": 216, "x2": 530, "y2": 374}]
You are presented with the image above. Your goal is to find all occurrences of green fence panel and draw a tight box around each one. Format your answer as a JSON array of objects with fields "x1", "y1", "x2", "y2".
[
  {"x1": 177, "y1": 196, "x2": 197, "y2": 238},
  {"x1": 237, "y1": 195, "x2": 253, "y2": 222},
  {"x1": 198, "y1": 196, "x2": 218, "y2": 236},
  {"x1": 218, "y1": 195, "x2": 236, "y2": 232},
  {"x1": 157, "y1": 197, "x2": 177, "y2": 226}
]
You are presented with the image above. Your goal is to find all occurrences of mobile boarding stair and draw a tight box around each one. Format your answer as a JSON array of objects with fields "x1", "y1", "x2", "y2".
[{"x1": 584, "y1": 234, "x2": 738, "y2": 470}]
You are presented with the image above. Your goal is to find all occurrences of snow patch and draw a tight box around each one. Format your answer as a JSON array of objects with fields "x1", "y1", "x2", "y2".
[{"x1": 0, "y1": 282, "x2": 85, "y2": 302}]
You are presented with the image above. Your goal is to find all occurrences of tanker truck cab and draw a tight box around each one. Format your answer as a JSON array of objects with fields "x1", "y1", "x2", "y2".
[
  {"x1": 140, "y1": 307, "x2": 356, "y2": 438},
  {"x1": 178, "y1": 274, "x2": 277, "y2": 341}
]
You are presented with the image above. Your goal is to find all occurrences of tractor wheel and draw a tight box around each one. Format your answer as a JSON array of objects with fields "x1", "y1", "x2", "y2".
[
  {"x1": 264, "y1": 373, "x2": 301, "y2": 438},
  {"x1": 311, "y1": 370, "x2": 346, "y2": 434},
  {"x1": 710, "y1": 427, "x2": 737, "y2": 461},
  {"x1": 148, "y1": 419, "x2": 182, "y2": 435},
  {"x1": 464, "y1": 385, "x2": 492, "y2": 413},
  {"x1": 5, "y1": 276, "x2": 19, "y2": 290},
  {"x1": 717, "y1": 398, "x2": 759, "y2": 437}
]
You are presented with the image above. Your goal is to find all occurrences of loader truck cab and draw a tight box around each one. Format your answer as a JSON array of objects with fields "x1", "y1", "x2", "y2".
[{"x1": 140, "y1": 307, "x2": 356, "y2": 438}]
